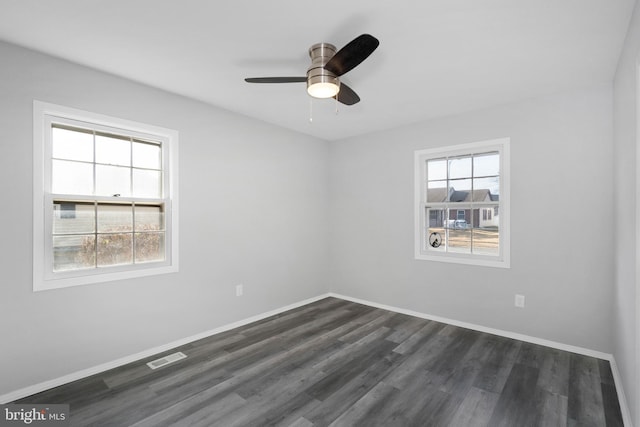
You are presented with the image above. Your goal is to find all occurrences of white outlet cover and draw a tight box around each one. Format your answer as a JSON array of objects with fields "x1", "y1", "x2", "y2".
[{"x1": 515, "y1": 294, "x2": 525, "y2": 308}]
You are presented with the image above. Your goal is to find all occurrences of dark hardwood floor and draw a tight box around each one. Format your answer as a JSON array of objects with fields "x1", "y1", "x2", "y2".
[{"x1": 17, "y1": 297, "x2": 623, "y2": 426}]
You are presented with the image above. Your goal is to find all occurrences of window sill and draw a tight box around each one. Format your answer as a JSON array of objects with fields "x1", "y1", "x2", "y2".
[
  {"x1": 34, "y1": 263, "x2": 178, "y2": 292},
  {"x1": 415, "y1": 252, "x2": 510, "y2": 269}
]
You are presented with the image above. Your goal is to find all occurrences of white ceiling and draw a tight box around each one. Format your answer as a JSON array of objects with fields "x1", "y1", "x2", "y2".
[{"x1": 0, "y1": 1, "x2": 635, "y2": 141}]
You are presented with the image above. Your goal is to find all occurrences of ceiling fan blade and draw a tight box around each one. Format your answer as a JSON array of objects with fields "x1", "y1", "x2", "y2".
[
  {"x1": 324, "y1": 34, "x2": 379, "y2": 77},
  {"x1": 335, "y1": 83, "x2": 360, "y2": 105},
  {"x1": 245, "y1": 77, "x2": 307, "y2": 83}
]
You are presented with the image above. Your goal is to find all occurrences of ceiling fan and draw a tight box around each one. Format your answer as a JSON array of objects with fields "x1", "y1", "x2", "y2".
[{"x1": 244, "y1": 34, "x2": 379, "y2": 106}]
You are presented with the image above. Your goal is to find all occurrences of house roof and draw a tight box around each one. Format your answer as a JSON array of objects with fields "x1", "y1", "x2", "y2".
[{"x1": 427, "y1": 187, "x2": 498, "y2": 203}]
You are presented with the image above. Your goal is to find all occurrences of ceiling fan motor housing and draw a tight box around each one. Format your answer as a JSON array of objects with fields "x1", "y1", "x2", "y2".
[{"x1": 307, "y1": 43, "x2": 340, "y2": 97}]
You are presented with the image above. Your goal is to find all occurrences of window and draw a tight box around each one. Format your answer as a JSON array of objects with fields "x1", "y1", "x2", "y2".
[
  {"x1": 33, "y1": 101, "x2": 179, "y2": 291},
  {"x1": 414, "y1": 138, "x2": 510, "y2": 268}
]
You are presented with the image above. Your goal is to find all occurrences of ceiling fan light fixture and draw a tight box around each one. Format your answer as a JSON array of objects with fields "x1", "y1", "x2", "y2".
[{"x1": 307, "y1": 78, "x2": 340, "y2": 99}]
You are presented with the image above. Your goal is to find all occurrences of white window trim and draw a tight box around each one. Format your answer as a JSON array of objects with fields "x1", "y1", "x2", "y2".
[
  {"x1": 33, "y1": 101, "x2": 179, "y2": 291},
  {"x1": 414, "y1": 138, "x2": 510, "y2": 268}
]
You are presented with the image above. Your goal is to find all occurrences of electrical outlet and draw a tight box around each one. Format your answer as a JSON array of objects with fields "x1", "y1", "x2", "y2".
[
  {"x1": 515, "y1": 294, "x2": 525, "y2": 308},
  {"x1": 236, "y1": 284, "x2": 243, "y2": 297}
]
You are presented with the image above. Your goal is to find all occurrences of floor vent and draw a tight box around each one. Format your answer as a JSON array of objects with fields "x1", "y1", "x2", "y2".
[{"x1": 146, "y1": 352, "x2": 187, "y2": 370}]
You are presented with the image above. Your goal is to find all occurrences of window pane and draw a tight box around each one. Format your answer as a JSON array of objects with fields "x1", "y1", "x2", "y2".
[
  {"x1": 135, "y1": 205, "x2": 164, "y2": 231},
  {"x1": 53, "y1": 202, "x2": 95, "y2": 234},
  {"x1": 473, "y1": 177, "x2": 500, "y2": 199},
  {"x1": 96, "y1": 134, "x2": 130, "y2": 166},
  {"x1": 133, "y1": 169, "x2": 162, "y2": 198},
  {"x1": 448, "y1": 156, "x2": 471, "y2": 179},
  {"x1": 473, "y1": 208, "x2": 499, "y2": 256},
  {"x1": 448, "y1": 179, "x2": 472, "y2": 202},
  {"x1": 97, "y1": 204, "x2": 133, "y2": 233},
  {"x1": 52, "y1": 160, "x2": 94, "y2": 195},
  {"x1": 425, "y1": 208, "x2": 445, "y2": 252},
  {"x1": 133, "y1": 141, "x2": 161, "y2": 170},
  {"x1": 473, "y1": 152, "x2": 499, "y2": 177},
  {"x1": 427, "y1": 159, "x2": 447, "y2": 181},
  {"x1": 135, "y1": 232, "x2": 165, "y2": 263},
  {"x1": 448, "y1": 228, "x2": 471, "y2": 254},
  {"x1": 97, "y1": 233, "x2": 133, "y2": 267},
  {"x1": 96, "y1": 165, "x2": 130, "y2": 197},
  {"x1": 426, "y1": 180, "x2": 447, "y2": 202},
  {"x1": 53, "y1": 235, "x2": 95, "y2": 271},
  {"x1": 52, "y1": 127, "x2": 93, "y2": 162}
]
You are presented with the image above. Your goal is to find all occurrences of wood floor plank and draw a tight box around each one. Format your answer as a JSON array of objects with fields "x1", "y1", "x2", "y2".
[
  {"x1": 303, "y1": 351, "x2": 402, "y2": 426},
  {"x1": 130, "y1": 390, "x2": 246, "y2": 427},
  {"x1": 448, "y1": 386, "x2": 500, "y2": 427},
  {"x1": 390, "y1": 319, "x2": 444, "y2": 355},
  {"x1": 360, "y1": 373, "x2": 441, "y2": 426},
  {"x1": 327, "y1": 381, "x2": 399, "y2": 427},
  {"x1": 14, "y1": 297, "x2": 623, "y2": 427},
  {"x1": 516, "y1": 341, "x2": 549, "y2": 369},
  {"x1": 381, "y1": 351, "x2": 444, "y2": 391},
  {"x1": 601, "y1": 382, "x2": 624, "y2": 427},
  {"x1": 385, "y1": 315, "x2": 430, "y2": 344},
  {"x1": 486, "y1": 363, "x2": 541, "y2": 427},
  {"x1": 309, "y1": 325, "x2": 392, "y2": 375},
  {"x1": 567, "y1": 353, "x2": 606, "y2": 426},
  {"x1": 597, "y1": 358, "x2": 624, "y2": 426},
  {"x1": 536, "y1": 388, "x2": 568, "y2": 427},
  {"x1": 338, "y1": 310, "x2": 398, "y2": 343},
  {"x1": 286, "y1": 417, "x2": 314, "y2": 427},
  {"x1": 473, "y1": 335, "x2": 521, "y2": 394},
  {"x1": 304, "y1": 332, "x2": 397, "y2": 402},
  {"x1": 438, "y1": 332, "x2": 494, "y2": 397},
  {"x1": 536, "y1": 347, "x2": 570, "y2": 397},
  {"x1": 378, "y1": 378, "x2": 462, "y2": 427}
]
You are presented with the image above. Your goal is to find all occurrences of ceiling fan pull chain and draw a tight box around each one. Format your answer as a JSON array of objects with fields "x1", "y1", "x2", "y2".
[
  {"x1": 335, "y1": 95, "x2": 339, "y2": 115},
  {"x1": 309, "y1": 97, "x2": 313, "y2": 122}
]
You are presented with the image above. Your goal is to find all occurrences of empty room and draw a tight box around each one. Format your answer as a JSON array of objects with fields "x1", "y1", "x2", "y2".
[{"x1": 1, "y1": 1, "x2": 640, "y2": 426}]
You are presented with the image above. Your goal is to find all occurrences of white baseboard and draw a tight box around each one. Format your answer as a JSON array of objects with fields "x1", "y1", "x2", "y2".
[
  {"x1": 328, "y1": 292, "x2": 634, "y2": 427},
  {"x1": 0, "y1": 293, "x2": 331, "y2": 404},
  {"x1": 1, "y1": 291, "x2": 633, "y2": 427}
]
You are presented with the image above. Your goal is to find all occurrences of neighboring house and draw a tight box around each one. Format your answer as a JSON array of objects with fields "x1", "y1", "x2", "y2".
[{"x1": 427, "y1": 187, "x2": 499, "y2": 228}]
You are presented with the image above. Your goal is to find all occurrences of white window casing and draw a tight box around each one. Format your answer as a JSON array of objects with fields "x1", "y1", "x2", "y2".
[
  {"x1": 33, "y1": 101, "x2": 179, "y2": 291},
  {"x1": 414, "y1": 138, "x2": 510, "y2": 268}
]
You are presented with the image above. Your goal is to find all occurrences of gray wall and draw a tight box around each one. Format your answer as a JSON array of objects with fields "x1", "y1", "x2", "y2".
[
  {"x1": 0, "y1": 41, "x2": 330, "y2": 396},
  {"x1": 613, "y1": 1, "x2": 640, "y2": 424},
  {"x1": 329, "y1": 86, "x2": 614, "y2": 352},
  {"x1": 0, "y1": 35, "x2": 629, "y2": 412}
]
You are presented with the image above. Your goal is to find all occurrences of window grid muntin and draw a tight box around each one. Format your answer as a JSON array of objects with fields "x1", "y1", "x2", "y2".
[
  {"x1": 425, "y1": 150, "x2": 499, "y2": 203},
  {"x1": 51, "y1": 124, "x2": 163, "y2": 199},
  {"x1": 52, "y1": 199, "x2": 166, "y2": 272},
  {"x1": 47, "y1": 118, "x2": 170, "y2": 277},
  {"x1": 424, "y1": 203, "x2": 500, "y2": 255},
  {"x1": 416, "y1": 138, "x2": 508, "y2": 267},
  {"x1": 424, "y1": 149, "x2": 500, "y2": 257}
]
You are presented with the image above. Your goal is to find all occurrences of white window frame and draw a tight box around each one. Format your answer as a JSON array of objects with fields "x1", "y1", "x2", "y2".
[
  {"x1": 414, "y1": 138, "x2": 510, "y2": 268},
  {"x1": 33, "y1": 101, "x2": 179, "y2": 291}
]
